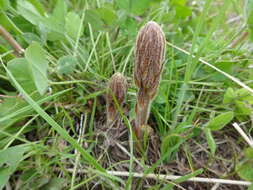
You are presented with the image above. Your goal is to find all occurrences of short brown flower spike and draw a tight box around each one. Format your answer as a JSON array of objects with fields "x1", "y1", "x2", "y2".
[
  {"x1": 106, "y1": 72, "x2": 127, "y2": 125},
  {"x1": 134, "y1": 21, "x2": 166, "y2": 138}
]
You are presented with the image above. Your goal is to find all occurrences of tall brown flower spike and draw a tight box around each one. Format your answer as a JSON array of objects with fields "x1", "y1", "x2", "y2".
[
  {"x1": 106, "y1": 72, "x2": 127, "y2": 125},
  {"x1": 134, "y1": 21, "x2": 166, "y2": 138}
]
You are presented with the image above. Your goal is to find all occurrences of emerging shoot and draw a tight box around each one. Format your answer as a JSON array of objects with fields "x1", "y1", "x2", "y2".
[
  {"x1": 134, "y1": 21, "x2": 166, "y2": 138},
  {"x1": 106, "y1": 72, "x2": 127, "y2": 126}
]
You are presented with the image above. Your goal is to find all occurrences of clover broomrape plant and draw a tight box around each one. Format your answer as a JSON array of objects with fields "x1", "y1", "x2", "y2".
[
  {"x1": 134, "y1": 21, "x2": 166, "y2": 139},
  {"x1": 106, "y1": 72, "x2": 127, "y2": 126}
]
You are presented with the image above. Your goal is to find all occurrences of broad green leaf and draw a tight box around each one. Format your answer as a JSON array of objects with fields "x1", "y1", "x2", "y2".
[
  {"x1": 7, "y1": 58, "x2": 36, "y2": 93},
  {"x1": 0, "y1": 145, "x2": 29, "y2": 166},
  {"x1": 121, "y1": 17, "x2": 138, "y2": 35},
  {"x1": 204, "y1": 128, "x2": 216, "y2": 155},
  {"x1": 115, "y1": 0, "x2": 129, "y2": 11},
  {"x1": 169, "y1": 0, "x2": 192, "y2": 19},
  {"x1": 96, "y1": 8, "x2": 117, "y2": 25},
  {"x1": 171, "y1": 0, "x2": 187, "y2": 6},
  {"x1": 115, "y1": 0, "x2": 150, "y2": 14},
  {"x1": 17, "y1": 0, "x2": 44, "y2": 25},
  {"x1": 25, "y1": 42, "x2": 49, "y2": 95},
  {"x1": 0, "y1": 145, "x2": 29, "y2": 190},
  {"x1": 57, "y1": 55, "x2": 77, "y2": 75},
  {"x1": 206, "y1": 111, "x2": 234, "y2": 131},
  {"x1": 245, "y1": 148, "x2": 253, "y2": 159},
  {"x1": 65, "y1": 12, "x2": 83, "y2": 40},
  {"x1": 23, "y1": 33, "x2": 42, "y2": 44},
  {"x1": 0, "y1": 97, "x2": 27, "y2": 128},
  {"x1": 27, "y1": 0, "x2": 45, "y2": 16},
  {"x1": 130, "y1": 0, "x2": 150, "y2": 14},
  {"x1": 85, "y1": 9, "x2": 104, "y2": 30},
  {"x1": 42, "y1": 177, "x2": 66, "y2": 190},
  {"x1": 52, "y1": 0, "x2": 67, "y2": 21},
  {"x1": 0, "y1": 0, "x2": 10, "y2": 10},
  {"x1": 175, "y1": 4, "x2": 192, "y2": 19},
  {"x1": 236, "y1": 88, "x2": 253, "y2": 103},
  {"x1": 44, "y1": 0, "x2": 67, "y2": 41},
  {"x1": 223, "y1": 87, "x2": 236, "y2": 104},
  {"x1": 236, "y1": 161, "x2": 253, "y2": 181},
  {"x1": 235, "y1": 101, "x2": 252, "y2": 116}
]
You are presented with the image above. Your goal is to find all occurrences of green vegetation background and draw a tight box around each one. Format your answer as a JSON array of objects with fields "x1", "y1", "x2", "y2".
[{"x1": 0, "y1": 0, "x2": 253, "y2": 189}]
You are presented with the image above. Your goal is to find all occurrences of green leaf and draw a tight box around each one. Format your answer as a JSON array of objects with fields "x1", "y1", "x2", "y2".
[
  {"x1": 0, "y1": 145, "x2": 29, "y2": 189},
  {"x1": 204, "y1": 128, "x2": 216, "y2": 155},
  {"x1": 52, "y1": 0, "x2": 67, "y2": 21},
  {"x1": 115, "y1": 0, "x2": 129, "y2": 11},
  {"x1": 206, "y1": 111, "x2": 234, "y2": 131},
  {"x1": 223, "y1": 87, "x2": 236, "y2": 104},
  {"x1": 171, "y1": 0, "x2": 192, "y2": 19},
  {"x1": 25, "y1": 42, "x2": 49, "y2": 95},
  {"x1": 57, "y1": 55, "x2": 77, "y2": 75},
  {"x1": 237, "y1": 161, "x2": 253, "y2": 181},
  {"x1": 115, "y1": 0, "x2": 150, "y2": 14},
  {"x1": 96, "y1": 8, "x2": 117, "y2": 26},
  {"x1": 131, "y1": 0, "x2": 150, "y2": 14},
  {"x1": 27, "y1": 0, "x2": 45, "y2": 16},
  {"x1": 171, "y1": 0, "x2": 187, "y2": 6},
  {"x1": 0, "y1": 0, "x2": 10, "y2": 10},
  {"x1": 175, "y1": 4, "x2": 192, "y2": 19},
  {"x1": 236, "y1": 88, "x2": 253, "y2": 103},
  {"x1": 245, "y1": 148, "x2": 253, "y2": 159},
  {"x1": 161, "y1": 134, "x2": 182, "y2": 162},
  {"x1": 42, "y1": 177, "x2": 66, "y2": 190},
  {"x1": 7, "y1": 58, "x2": 36, "y2": 93},
  {"x1": 23, "y1": 33, "x2": 42, "y2": 44},
  {"x1": 85, "y1": 9, "x2": 104, "y2": 30},
  {"x1": 17, "y1": 0, "x2": 44, "y2": 25},
  {"x1": 235, "y1": 101, "x2": 252, "y2": 116},
  {"x1": 44, "y1": 0, "x2": 67, "y2": 41},
  {"x1": 0, "y1": 97, "x2": 26, "y2": 128},
  {"x1": 65, "y1": 12, "x2": 83, "y2": 40},
  {"x1": 0, "y1": 11, "x2": 22, "y2": 35}
]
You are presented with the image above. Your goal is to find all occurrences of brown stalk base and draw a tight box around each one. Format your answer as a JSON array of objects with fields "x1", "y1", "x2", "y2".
[{"x1": 90, "y1": 106, "x2": 247, "y2": 190}]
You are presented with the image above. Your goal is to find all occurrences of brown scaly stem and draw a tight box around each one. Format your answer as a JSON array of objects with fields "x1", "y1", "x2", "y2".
[{"x1": 135, "y1": 91, "x2": 151, "y2": 137}]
